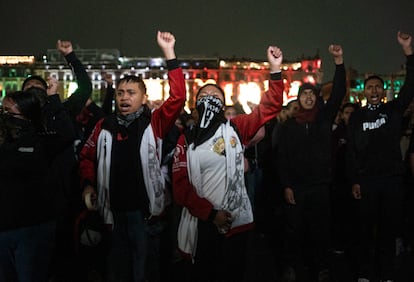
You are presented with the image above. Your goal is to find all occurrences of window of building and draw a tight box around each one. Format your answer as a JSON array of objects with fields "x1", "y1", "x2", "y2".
[{"x1": 9, "y1": 69, "x2": 17, "y2": 77}]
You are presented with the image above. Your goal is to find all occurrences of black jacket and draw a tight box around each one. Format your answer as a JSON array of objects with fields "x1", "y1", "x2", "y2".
[
  {"x1": 277, "y1": 63, "x2": 346, "y2": 189},
  {"x1": 0, "y1": 122, "x2": 75, "y2": 231},
  {"x1": 347, "y1": 55, "x2": 414, "y2": 184}
]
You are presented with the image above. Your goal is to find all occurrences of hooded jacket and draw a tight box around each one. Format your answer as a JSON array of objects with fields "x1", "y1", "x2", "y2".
[{"x1": 277, "y1": 63, "x2": 346, "y2": 189}]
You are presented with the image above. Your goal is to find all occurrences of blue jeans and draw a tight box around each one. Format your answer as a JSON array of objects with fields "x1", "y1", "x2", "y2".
[
  {"x1": 244, "y1": 166, "x2": 263, "y2": 211},
  {"x1": 0, "y1": 221, "x2": 56, "y2": 282},
  {"x1": 106, "y1": 210, "x2": 164, "y2": 282}
]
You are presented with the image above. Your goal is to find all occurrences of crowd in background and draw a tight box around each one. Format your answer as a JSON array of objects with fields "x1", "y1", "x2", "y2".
[{"x1": 0, "y1": 31, "x2": 413, "y2": 282}]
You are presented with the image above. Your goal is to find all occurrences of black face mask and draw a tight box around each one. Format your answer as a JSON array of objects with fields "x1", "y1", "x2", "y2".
[
  {"x1": 196, "y1": 96, "x2": 224, "y2": 129},
  {"x1": 189, "y1": 96, "x2": 226, "y2": 148}
]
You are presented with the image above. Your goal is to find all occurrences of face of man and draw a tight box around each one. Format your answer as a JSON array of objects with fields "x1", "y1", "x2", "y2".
[
  {"x1": 115, "y1": 81, "x2": 147, "y2": 115},
  {"x1": 224, "y1": 107, "x2": 237, "y2": 120},
  {"x1": 2, "y1": 97, "x2": 25, "y2": 120},
  {"x1": 287, "y1": 101, "x2": 300, "y2": 117},
  {"x1": 364, "y1": 78, "x2": 384, "y2": 105},
  {"x1": 341, "y1": 106, "x2": 355, "y2": 125},
  {"x1": 23, "y1": 79, "x2": 46, "y2": 91},
  {"x1": 299, "y1": 89, "x2": 316, "y2": 110}
]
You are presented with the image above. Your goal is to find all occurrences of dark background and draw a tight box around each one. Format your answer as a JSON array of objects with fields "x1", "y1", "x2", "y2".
[{"x1": 2, "y1": 0, "x2": 414, "y2": 78}]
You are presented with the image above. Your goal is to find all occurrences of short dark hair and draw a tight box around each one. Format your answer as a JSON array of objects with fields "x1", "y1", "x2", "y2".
[
  {"x1": 6, "y1": 91, "x2": 42, "y2": 126},
  {"x1": 364, "y1": 75, "x2": 384, "y2": 89},
  {"x1": 25, "y1": 87, "x2": 48, "y2": 107},
  {"x1": 22, "y1": 75, "x2": 48, "y2": 91},
  {"x1": 298, "y1": 83, "x2": 317, "y2": 97},
  {"x1": 196, "y1": 84, "x2": 226, "y2": 103},
  {"x1": 340, "y1": 102, "x2": 359, "y2": 112},
  {"x1": 116, "y1": 75, "x2": 146, "y2": 93}
]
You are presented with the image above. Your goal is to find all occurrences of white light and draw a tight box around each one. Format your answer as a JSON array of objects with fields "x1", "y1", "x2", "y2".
[
  {"x1": 194, "y1": 78, "x2": 217, "y2": 88},
  {"x1": 289, "y1": 81, "x2": 301, "y2": 97},
  {"x1": 306, "y1": 75, "x2": 315, "y2": 84},
  {"x1": 238, "y1": 82, "x2": 261, "y2": 114},
  {"x1": 223, "y1": 84, "x2": 233, "y2": 106},
  {"x1": 67, "y1": 82, "x2": 78, "y2": 97},
  {"x1": 144, "y1": 79, "x2": 163, "y2": 101},
  {"x1": 163, "y1": 83, "x2": 171, "y2": 100},
  {"x1": 151, "y1": 58, "x2": 163, "y2": 67}
]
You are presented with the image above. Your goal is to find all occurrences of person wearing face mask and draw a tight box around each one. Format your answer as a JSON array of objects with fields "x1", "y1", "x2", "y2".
[
  {"x1": 347, "y1": 32, "x2": 414, "y2": 282},
  {"x1": 0, "y1": 91, "x2": 75, "y2": 282},
  {"x1": 172, "y1": 46, "x2": 284, "y2": 282},
  {"x1": 276, "y1": 44, "x2": 346, "y2": 282}
]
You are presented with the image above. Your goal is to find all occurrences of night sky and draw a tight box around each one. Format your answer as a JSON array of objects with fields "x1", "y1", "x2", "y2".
[{"x1": 2, "y1": 0, "x2": 414, "y2": 78}]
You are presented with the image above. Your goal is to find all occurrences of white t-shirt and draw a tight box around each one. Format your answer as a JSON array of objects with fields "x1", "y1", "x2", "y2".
[{"x1": 193, "y1": 129, "x2": 227, "y2": 207}]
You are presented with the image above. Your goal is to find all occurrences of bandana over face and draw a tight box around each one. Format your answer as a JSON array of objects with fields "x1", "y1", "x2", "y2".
[
  {"x1": 190, "y1": 95, "x2": 226, "y2": 148},
  {"x1": 196, "y1": 96, "x2": 224, "y2": 129}
]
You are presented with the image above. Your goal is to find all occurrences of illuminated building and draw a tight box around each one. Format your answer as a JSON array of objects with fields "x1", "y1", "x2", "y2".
[
  {"x1": 0, "y1": 49, "x2": 407, "y2": 110},
  {"x1": 0, "y1": 56, "x2": 36, "y2": 96}
]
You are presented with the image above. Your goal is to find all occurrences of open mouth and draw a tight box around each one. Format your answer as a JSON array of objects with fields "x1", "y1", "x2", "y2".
[
  {"x1": 119, "y1": 103, "x2": 131, "y2": 112},
  {"x1": 369, "y1": 94, "x2": 380, "y2": 103},
  {"x1": 304, "y1": 98, "x2": 314, "y2": 105}
]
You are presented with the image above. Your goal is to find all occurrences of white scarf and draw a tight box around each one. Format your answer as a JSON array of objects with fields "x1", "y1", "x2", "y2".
[
  {"x1": 177, "y1": 122, "x2": 253, "y2": 257},
  {"x1": 96, "y1": 126, "x2": 168, "y2": 227}
]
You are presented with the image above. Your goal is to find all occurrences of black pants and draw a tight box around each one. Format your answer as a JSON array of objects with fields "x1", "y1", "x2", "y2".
[
  {"x1": 357, "y1": 175, "x2": 404, "y2": 281},
  {"x1": 284, "y1": 184, "x2": 331, "y2": 281},
  {"x1": 192, "y1": 221, "x2": 249, "y2": 282}
]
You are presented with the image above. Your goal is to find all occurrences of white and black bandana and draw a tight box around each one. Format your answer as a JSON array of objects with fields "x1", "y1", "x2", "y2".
[
  {"x1": 196, "y1": 96, "x2": 224, "y2": 128},
  {"x1": 189, "y1": 96, "x2": 226, "y2": 148}
]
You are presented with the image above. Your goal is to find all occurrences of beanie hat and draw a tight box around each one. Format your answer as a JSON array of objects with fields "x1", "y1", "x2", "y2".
[
  {"x1": 22, "y1": 75, "x2": 48, "y2": 91},
  {"x1": 298, "y1": 83, "x2": 317, "y2": 97}
]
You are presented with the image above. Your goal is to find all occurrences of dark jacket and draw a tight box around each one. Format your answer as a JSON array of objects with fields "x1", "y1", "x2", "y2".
[
  {"x1": 61, "y1": 51, "x2": 93, "y2": 120},
  {"x1": 347, "y1": 55, "x2": 414, "y2": 184},
  {"x1": 43, "y1": 51, "x2": 92, "y2": 211},
  {"x1": 277, "y1": 63, "x2": 346, "y2": 189},
  {"x1": 0, "y1": 121, "x2": 75, "y2": 231}
]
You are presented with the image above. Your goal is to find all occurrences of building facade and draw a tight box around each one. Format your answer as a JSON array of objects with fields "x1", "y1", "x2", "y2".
[{"x1": 0, "y1": 49, "x2": 407, "y2": 111}]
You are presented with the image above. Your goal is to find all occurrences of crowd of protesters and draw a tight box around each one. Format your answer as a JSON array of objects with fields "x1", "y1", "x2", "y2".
[{"x1": 0, "y1": 30, "x2": 413, "y2": 282}]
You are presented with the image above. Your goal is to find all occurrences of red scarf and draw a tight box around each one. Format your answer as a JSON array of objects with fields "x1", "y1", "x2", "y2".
[
  {"x1": 76, "y1": 106, "x2": 92, "y2": 126},
  {"x1": 295, "y1": 106, "x2": 318, "y2": 124}
]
